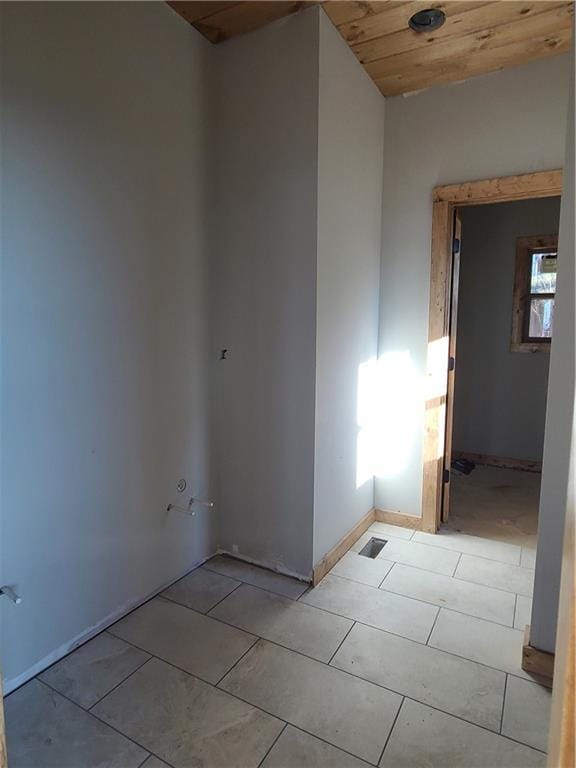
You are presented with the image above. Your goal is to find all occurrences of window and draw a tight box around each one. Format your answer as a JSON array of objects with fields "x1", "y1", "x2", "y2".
[{"x1": 511, "y1": 234, "x2": 558, "y2": 352}]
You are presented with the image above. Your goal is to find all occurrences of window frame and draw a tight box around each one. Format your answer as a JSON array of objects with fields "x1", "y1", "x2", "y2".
[{"x1": 511, "y1": 234, "x2": 558, "y2": 353}]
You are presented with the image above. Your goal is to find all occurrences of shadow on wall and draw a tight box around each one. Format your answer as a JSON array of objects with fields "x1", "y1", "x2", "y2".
[{"x1": 356, "y1": 350, "x2": 423, "y2": 488}]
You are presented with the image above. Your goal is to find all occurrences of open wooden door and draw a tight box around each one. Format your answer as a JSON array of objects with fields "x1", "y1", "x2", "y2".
[{"x1": 440, "y1": 208, "x2": 461, "y2": 523}]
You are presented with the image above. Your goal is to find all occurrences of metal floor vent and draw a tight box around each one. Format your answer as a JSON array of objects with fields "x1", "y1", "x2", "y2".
[{"x1": 358, "y1": 537, "x2": 387, "y2": 559}]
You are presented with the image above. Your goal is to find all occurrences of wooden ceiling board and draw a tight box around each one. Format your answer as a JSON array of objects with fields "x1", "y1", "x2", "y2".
[
  {"x1": 375, "y1": 25, "x2": 572, "y2": 95},
  {"x1": 168, "y1": 0, "x2": 574, "y2": 96},
  {"x1": 365, "y1": 3, "x2": 573, "y2": 80},
  {"x1": 321, "y1": 1, "x2": 396, "y2": 26},
  {"x1": 351, "y1": 1, "x2": 566, "y2": 64},
  {"x1": 166, "y1": 2, "x2": 240, "y2": 25},
  {"x1": 330, "y1": 1, "x2": 490, "y2": 45}
]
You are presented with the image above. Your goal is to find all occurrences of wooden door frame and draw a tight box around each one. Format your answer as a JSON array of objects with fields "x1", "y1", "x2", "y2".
[{"x1": 421, "y1": 169, "x2": 563, "y2": 533}]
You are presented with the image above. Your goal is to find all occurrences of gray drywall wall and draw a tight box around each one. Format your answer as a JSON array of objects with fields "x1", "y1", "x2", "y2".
[
  {"x1": 0, "y1": 2, "x2": 214, "y2": 690},
  {"x1": 530, "y1": 48, "x2": 574, "y2": 655},
  {"x1": 210, "y1": 9, "x2": 319, "y2": 578},
  {"x1": 376, "y1": 55, "x2": 570, "y2": 517},
  {"x1": 453, "y1": 198, "x2": 560, "y2": 461},
  {"x1": 313, "y1": 11, "x2": 384, "y2": 563}
]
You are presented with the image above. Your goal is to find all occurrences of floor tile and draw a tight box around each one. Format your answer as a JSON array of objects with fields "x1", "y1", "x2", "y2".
[
  {"x1": 454, "y1": 554, "x2": 534, "y2": 596},
  {"x1": 330, "y1": 551, "x2": 393, "y2": 587},
  {"x1": 5, "y1": 679, "x2": 146, "y2": 768},
  {"x1": 502, "y1": 676, "x2": 552, "y2": 752},
  {"x1": 261, "y1": 725, "x2": 370, "y2": 768},
  {"x1": 210, "y1": 583, "x2": 352, "y2": 662},
  {"x1": 514, "y1": 595, "x2": 533, "y2": 630},
  {"x1": 381, "y1": 563, "x2": 515, "y2": 625},
  {"x1": 413, "y1": 530, "x2": 521, "y2": 565},
  {"x1": 429, "y1": 609, "x2": 531, "y2": 679},
  {"x1": 331, "y1": 623, "x2": 505, "y2": 731},
  {"x1": 377, "y1": 538, "x2": 461, "y2": 576},
  {"x1": 93, "y1": 657, "x2": 283, "y2": 768},
  {"x1": 300, "y1": 574, "x2": 437, "y2": 643},
  {"x1": 108, "y1": 597, "x2": 256, "y2": 683},
  {"x1": 521, "y1": 547, "x2": 537, "y2": 569},
  {"x1": 379, "y1": 698, "x2": 545, "y2": 768},
  {"x1": 219, "y1": 639, "x2": 402, "y2": 764},
  {"x1": 203, "y1": 556, "x2": 308, "y2": 599},
  {"x1": 367, "y1": 521, "x2": 415, "y2": 540},
  {"x1": 39, "y1": 632, "x2": 150, "y2": 709},
  {"x1": 161, "y1": 567, "x2": 240, "y2": 613}
]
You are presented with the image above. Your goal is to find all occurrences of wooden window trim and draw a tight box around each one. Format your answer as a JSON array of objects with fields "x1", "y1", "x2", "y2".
[{"x1": 511, "y1": 234, "x2": 558, "y2": 353}]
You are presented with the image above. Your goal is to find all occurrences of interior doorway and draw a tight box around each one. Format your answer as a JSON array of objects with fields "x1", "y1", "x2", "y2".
[
  {"x1": 420, "y1": 170, "x2": 563, "y2": 536},
  {"x1": 446, "y1": 197, "x2": 560, "y2": 548}
]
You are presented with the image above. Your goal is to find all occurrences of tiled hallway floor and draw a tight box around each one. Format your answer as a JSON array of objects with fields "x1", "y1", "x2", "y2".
[{"x1": 5, "y1": 526, "x2": 550, "y2": 768}]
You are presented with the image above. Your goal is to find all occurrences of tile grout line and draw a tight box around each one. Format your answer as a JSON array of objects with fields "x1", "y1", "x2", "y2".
[
  {"x1": 424, "y1": 606, "x2": 442, "y2": 646},
  {"x1": 203, "y1": 580, "x2": 244, "y2": 613},
  {"x1": 37, "y1": 677, "x2": 178, "y2": 768},
  {"x1": 214, "y1": 636, "x2": 261, "y2": 688},
  {"x1": 255, "y1": 722, "x2": 287, "y2": 768},
  {"x1": 513, "y1": 593, "x2": 518, "y2": 629},
  {"x1": 327, "y1": 621, "x2": 356, "y2": 666},
  {"x1": 499, "y1": 673, "x2": 509, "y2": 735},
  {"x1": 86, "y1": 652, "x2": 153, "y2": 711},
  {"x1": 409, "y1": 534, "x2": 524, "y2": 567},
  {"x1": 376, "y1": 695, "x2": 405, "y2": 766},
  {"x1": 374, "y1": 576, "x2": 518, "y2": 627},
  {"x1": 451, "y1": 551, "x2": 463, "y2": 578}
]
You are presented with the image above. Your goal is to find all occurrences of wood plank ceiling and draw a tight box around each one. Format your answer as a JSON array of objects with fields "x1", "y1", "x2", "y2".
[{"x1": 168, "y1": 1, "x2": 574, "y2": 96}]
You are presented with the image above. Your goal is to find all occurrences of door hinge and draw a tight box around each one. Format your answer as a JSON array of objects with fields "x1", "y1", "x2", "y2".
[
  {"x1": 452, "y1": 237, "x2": 460, "y2": 255},
  {"x1": 443, "y1": 468, "x2": 450, "y2": 484},
  {"x1": 448, "y1": 356, "x2": 455, "y2": 371}
]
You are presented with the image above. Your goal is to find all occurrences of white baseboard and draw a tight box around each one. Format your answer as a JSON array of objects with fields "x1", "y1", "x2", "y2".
[{"x1": 3, "y1": 553, "x2": 214, "y2": 696}]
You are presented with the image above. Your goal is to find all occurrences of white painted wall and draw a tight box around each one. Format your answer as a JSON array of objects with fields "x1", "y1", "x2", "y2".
[
  {"x1": 376, "y1": 55, "x2": 570, "y2": 517},
  {"x1": 531, "y1": 49, "x2": 574, "y2": 655},
  {"x1": 0, "y1": 2, "x2": 214, "y2": 691},
  {"x1": 453, "y1": 198, "x2": 560, "y2": 461},
  {"x1": 313, "y1": 11, "x2": 384, "y2": 562},
  {"x1": 210, "y1": 10, "x2": 319, "y2": 578}
]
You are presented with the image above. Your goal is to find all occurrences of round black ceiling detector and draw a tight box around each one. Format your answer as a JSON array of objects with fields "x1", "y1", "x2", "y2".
[{"x1": 408, "y1": 8, "x2": 446, "y2": 32}]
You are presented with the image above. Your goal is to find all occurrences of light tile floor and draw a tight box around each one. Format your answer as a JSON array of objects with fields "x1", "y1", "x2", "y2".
[{"x1": 5, "y1": 526, "x2": 550, "y2": 768}]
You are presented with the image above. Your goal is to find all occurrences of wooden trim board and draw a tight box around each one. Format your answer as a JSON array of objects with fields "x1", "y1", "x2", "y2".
[
  {"x1": 433, "y1": 170, "x2": 563, "y2": 205},
  {"x1": 453, "y1": 451, "x2": 542, "y2": 474},
  {"x1": 374, "y1": 508, "x2": 423, "y2": 531},
  {"x1": 522, "y1": 625, "x2": 555, "y2": 685},
  {"x1": 422, "y1": 169, "x2": 563, "y2": 532},
  {"x1": 312, "y1": 508, "x2": 376, "y2": 586}
]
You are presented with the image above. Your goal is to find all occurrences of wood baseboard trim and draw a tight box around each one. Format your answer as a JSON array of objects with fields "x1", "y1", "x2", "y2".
[
  {"x1": 312, "y1": 508, "x2": 376, "y2": 586},
  {"x1": 522, "y1": 625, "x2": 555, "y2": 686},
  {"x1": 453, "y1": 451, "x2": 542, "y2": 473},
  {"x1": 375, "y1": 508, "x2": 423, "y2": 531}
]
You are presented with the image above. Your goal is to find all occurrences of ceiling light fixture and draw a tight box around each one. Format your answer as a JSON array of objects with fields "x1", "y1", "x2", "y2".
[{"x1": 408, "y1": 8, "x2": 446, "y2": 32}]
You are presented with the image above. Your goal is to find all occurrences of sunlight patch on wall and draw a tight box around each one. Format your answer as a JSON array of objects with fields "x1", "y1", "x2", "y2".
[{"x1": 356, "y1": 352, "x2": 421, "y2": 486}]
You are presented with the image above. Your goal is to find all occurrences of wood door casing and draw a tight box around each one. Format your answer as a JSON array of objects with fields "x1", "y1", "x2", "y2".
[{"x1": 441, "y1": 208, "x2": 461, "y2": 523}]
